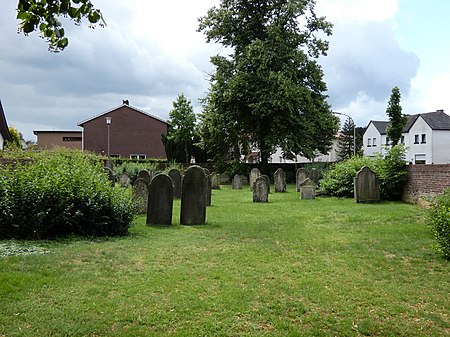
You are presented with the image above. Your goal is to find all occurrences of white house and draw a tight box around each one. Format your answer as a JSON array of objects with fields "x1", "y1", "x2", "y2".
[{"x1": 363, "y1": 110, "x2": 450, "y2": 164}]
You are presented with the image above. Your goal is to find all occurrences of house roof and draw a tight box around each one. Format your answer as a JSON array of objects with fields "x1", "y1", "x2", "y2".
[
  {"x1": 0, "y1": 100, "x2": 12, "y2": 141},
  {"x1": 33, "y1": 130, "x2": 82, "y2": 135},
  {"x1": 368, "y1": 110, "x2": 450, "y2": 134},
  {"x1": 77, "y1": 103, "x2": 168, "y2": 127}
]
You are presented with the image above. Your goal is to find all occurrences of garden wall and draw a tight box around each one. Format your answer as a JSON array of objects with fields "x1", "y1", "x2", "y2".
[{"x1": 403, "y1": 164, "x2": 450, "y2": 204}]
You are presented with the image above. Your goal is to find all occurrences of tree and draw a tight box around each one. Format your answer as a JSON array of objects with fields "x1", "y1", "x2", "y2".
[
  {"x1": 4, "y1": 126, "x2": 23, "y2": 149},
  {"x1": 386, "y1": 86, "x2": 407, "y2": 146},
  {"x1": 336, "y1": 117, "x2": 355, "y2": 161},
  {"x1": 16, "y1": 0, "x2": 105, "y2": 52},
  {"x1": 198, "y1": 0, "x2": 339, "y2": 173},
  {"x1": 162, "y1": 94, "x2": 196, "y2": 163}
]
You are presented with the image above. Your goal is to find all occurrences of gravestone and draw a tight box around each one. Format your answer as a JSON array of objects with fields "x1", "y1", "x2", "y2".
[
  {"x1": 249, "y1": 168, "x2": 261, "y2": 191},
  {"x1": 296, "y1": 168, "x2": 307, "y2": 192},
  {"x1": 240, "y1": 175, "x2": 249, "y2": 185},
  {"x1": 168, "y1": 169, "x2": 182, "y2": 199},
  {"x1": 180, "y1": 166, "x2": 207, "y2": 225},
  {"x1": 354, "y1": 166, "x2": 380, "y2": 203},
  {"x1": 274, "y1": 168, "x2": 286, "y2": 193},
  {"x1": 261, "y1": 174, "x2": 271, "y2": 194},
  {"x1": 103, "y1": 167, "x2": 115, "y2": 187},
  {"x1": 232, "y1": 174, "x2": 242, "y2": 189},
  {"x1": 309, "y1": 168, "x2": 319, "y2": 185},
  {"x1": 137, "y1": 169, "x2": 152, "y2": 186},
  {"x1": 299, "y1": 178, "x2": 316, "y2": 200},
  {"x1": 147, "y1": 174, "x2": 173, "y2": 226},
  {"x1": 132, "y1": 178, "x2": 149, "y2": 213},
  {"x1": 119, "y1": 173, "x2": 131, "y2": 188},
  {"x1": 206, "y1": 175, "x2": 212, "y2": 207},
  {"x1": 253, "y1": 176, "x2": 269, "y2": 203},
  {"x1": 211, "y1": 172, "x2": 220, "y2": 189},
  {"x1": 219, "y1": 173, "x2": 231, "y2": 184}
]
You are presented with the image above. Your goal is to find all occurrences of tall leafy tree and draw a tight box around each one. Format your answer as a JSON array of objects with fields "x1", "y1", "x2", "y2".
[
  {"x1": 4, "y1": 126, "x2": 23, "y2": 149},
  {"x1": 386, "y1": 86, "x2": 407, "y2": 146},
  {"x1": 198, "y1": 0, "x2": 339, "y2": 173},
  {"x1": 16, "y1": 0, "x2": 105, "y2": 52},
  {"x1": 336, "y1": 117, "x2": 355, "y2": 161},
  {"x1": 163, "y1": 94, "x2": 196, "y2": 163}
]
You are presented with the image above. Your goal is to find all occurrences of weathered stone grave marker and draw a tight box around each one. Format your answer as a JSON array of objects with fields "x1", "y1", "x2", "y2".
[
  {"x1": 133, "y1": 178, "x2": 149, "y2": 214},
  {"x1": 211, "y1": 172, "x2": 220, "y2": 189},
  {"x1": 274, "y1": 168, "x2": 286, "y2": 193},
  {"x1": 168, "y1": 169, "x2": 182, "y2": 199},
  {"x1": 253, "y1": 175, "x2": 269, "y2": 203},
  {"x1": 354, "y1": 166, "x2": 380, "y2": 203},
  {"x1": 299, "y1": 178, "x2": 316, "y2": 200},
  {"x1": 181, "y1": 166, "x2": 207, "y2": 225},
  {"x1": 249, "y1": 168, "x2": 261, "y2": 191},
  {"x1": 137, "y1": 169, "x2": 152, "y2": 186},
  {"x1": 147, "y1": 174, "x2": 173, "y2": 226},
  {"x1": 232, "y1": 174, "x2": 242, "y2": 189},
  {"x1": 119, "y1": 173, "x2": 131, "y2": 188},
  {"x1": 296, "y1": 168, "x2": 307, "y2": 192}
]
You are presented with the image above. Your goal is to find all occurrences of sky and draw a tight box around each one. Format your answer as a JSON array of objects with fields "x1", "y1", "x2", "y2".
[{"x1": 1, "y1": 0, "x2": 450, "y2": 141}]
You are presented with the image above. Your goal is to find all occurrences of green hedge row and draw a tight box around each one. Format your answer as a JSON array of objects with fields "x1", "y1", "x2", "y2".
[
  {"x1": 0, "y1": 149, "x2": 136, "y2": 239},
  {"x1": 428, "y1": 189, "x2": 450, "y2": 260}
]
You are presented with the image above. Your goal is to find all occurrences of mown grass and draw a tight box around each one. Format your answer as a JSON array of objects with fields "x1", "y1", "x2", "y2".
[{"x1": 0, "y1": 185, "x2": 448, "y2": 336}]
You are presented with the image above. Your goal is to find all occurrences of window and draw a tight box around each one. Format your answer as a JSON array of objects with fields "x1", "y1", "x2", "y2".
[
  {"x1": 414, "y1": 134, "x2": 419, "y2": 144},
  {"x1": 367, "y1": 138, "x2": 371, "y2": 147},
  {"x1": 63, "y1": 137, "x2": 82, "y2": 142},
  {"x1": 401, "y1": 136, "x2": 405, "y2": 144},
  {"x1": 130, "y1": 154, "x2": 146, "y2": 160},
  {"x1": 110, "y1": 154, "x2": 120, "y2": 158},
  {"x1": 421, "y1": 134, "x2": 426, "y2": 144},
  {"x1": 372, "y1": 138, "x2": 376, "y2": 146},
  {"x1": 386, "y1": 137, "x2": 390, "y2": 145},
  {"x1": 415, "y1": 154, "x2": 426, "y2": 164}
]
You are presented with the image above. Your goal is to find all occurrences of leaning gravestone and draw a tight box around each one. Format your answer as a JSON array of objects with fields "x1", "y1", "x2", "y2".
[
  {"x1": 249, "y1": 168, "x2": 261, "y2": 191},
  {"x1": 232, "y1": 174, "x2": 242, "y2": 189},
  {"x1": 211, "y1": 173, "x2": 220, "y2": 189},
  {"x1": 299, "y1": 178, "x2": 316, "y2": 200},
  {"x1": 296, "y1": 168, "x2": 307, "y2": 192},
  {"x1": 132, "y1": 178, "x2": 149, "y2": 214},
  {"x1": 253, "y1": 176, "x2": 269, "y2": 203},
  {"x1": 274, "y1": 168, "x2": 286, "y2": 193},
  {"x1": 137, "y1": 169, "x2": 152, "y2": 186},
  {"x1": 119, "y1": 173, "x2": 131, "y2": 188},
  {"x1": 180, "y1": 166, "x2": 207, "y2": 225},
  {"x1": 147, "y1": 174, "x2": 173, "y2": 226},
  {"x1": 354, "y1": 166, "x2": 380, "y2": 203},
  {"x1": 168, "y1": 169, "x2": 182, "y2": 199}
]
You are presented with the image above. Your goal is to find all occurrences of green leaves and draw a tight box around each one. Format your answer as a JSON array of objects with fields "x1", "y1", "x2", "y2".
[{"x1": 16, "y1": 0, "x2": 106, "y2": 52}]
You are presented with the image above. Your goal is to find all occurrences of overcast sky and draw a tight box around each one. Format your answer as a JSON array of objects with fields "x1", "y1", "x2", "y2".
[{"x1": 1, "y1": 0, "x2": 449, "y2": 141}]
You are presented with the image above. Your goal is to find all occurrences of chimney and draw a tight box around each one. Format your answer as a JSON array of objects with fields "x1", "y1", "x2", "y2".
[
  {"x1": 123, "y1": 99, "x2": 129, "y2": 105},
  {"x1": 437, "y1": 109, "x2": 444, "y2": 113}
]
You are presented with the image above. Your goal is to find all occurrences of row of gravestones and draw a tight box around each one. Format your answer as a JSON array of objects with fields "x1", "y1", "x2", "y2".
[{"x1": 131, "y1": 166, "x2": 214, "y2": 226}]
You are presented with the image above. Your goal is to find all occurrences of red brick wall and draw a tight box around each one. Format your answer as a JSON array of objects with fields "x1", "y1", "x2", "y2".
[
  {"x1": 82, "y1": 106, "x2": 167, "y2": 159},
  {"x1": 404, "y1": 164, "x2": 450, "y2": 202}
]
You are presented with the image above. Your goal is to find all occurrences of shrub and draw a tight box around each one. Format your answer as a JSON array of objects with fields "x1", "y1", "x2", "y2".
[
  {"x1": 0, "y1": 149, "x2": 136, "y2": 239},
  {"x1": 113, "y1": 161, "x2": 159, "y2": 184},
  {"x1": 320, "y1": 156, "x2": 372, "y2": 197},
  {"x1": 428, "y1": 189, "x2": 450, "y2": 260},
  {"x1": 320, "y1": 145, "x2": 407, "y2": 199}
]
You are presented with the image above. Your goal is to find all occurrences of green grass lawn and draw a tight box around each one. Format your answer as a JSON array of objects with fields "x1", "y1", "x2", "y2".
[{"x1": 0, "y1": 185, "x2": 448, "y2": 336}]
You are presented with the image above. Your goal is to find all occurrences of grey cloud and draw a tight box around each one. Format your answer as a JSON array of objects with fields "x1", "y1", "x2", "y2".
[{"x1": 321, "y1": 20, "x2": 420, "y2": 107}]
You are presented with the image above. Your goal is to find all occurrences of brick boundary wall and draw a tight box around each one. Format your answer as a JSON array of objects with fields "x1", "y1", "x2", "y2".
[{"x1": 403, "y1": 164, "x2": 450, "y2": 203}]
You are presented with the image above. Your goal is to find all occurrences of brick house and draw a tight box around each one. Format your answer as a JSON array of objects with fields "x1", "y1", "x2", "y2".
[
  {"x1": 33, "y1": 130, "x2": 82, "y2": 150},
  {"x1": 78, "y1": 103, "x2": 168, "y2": 159},
  {"x1": 0, "y1": 100, "x2": 12, "y2": 150}
]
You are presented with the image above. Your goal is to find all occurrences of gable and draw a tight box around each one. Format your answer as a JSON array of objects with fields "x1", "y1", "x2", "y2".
[{"x1": 78, "y1": 104, "x2": 168, "y2": 127}]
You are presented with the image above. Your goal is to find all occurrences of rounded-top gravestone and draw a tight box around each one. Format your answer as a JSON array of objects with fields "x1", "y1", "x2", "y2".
[
  {"x1": 249, "y1": 168, "x2": 261, "y2": 191},
  {"x1": 147, "y1": 174, "x2": 173, "y2": 226},
  {"x1": 180, "y1": 166, "x2": 207, "y2": 225},
  {"x1": 168, "y1": 169, "x2": 182, "y2": 199}
]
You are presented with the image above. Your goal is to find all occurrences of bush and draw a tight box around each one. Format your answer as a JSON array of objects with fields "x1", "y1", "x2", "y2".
[
  {"x1": 320, "y1": 156, "x2": 372, "y2": 197},
  {"x1": 320, "y1": 145, "x2": 407, "y2": 199},
  {"x1": 113, "y1": 161, "x2": 160, "y2": 184},
  {"x1": 0, "y1": 149, "x2": 136, "y2": 239},
  {"x1": 428, "y1": 190, "x2": 450, "y2": 260}
]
